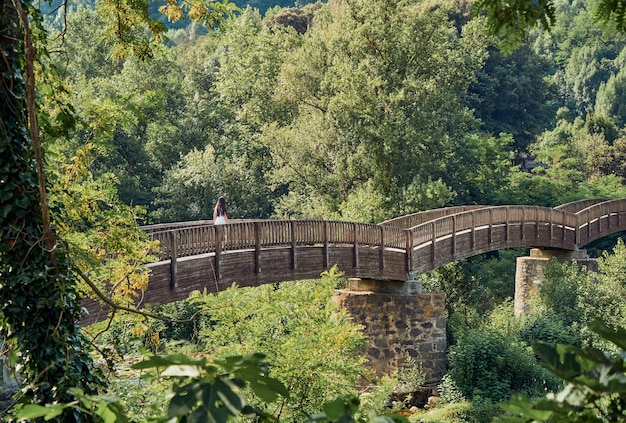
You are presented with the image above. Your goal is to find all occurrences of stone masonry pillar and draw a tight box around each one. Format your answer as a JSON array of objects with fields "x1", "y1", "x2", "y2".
[
  {"x1": 333, "y1": 278, "x2": 447, "y2": 382},
  {"x1": 514, "y1": 249, "x2": 598, "y2": 316}
]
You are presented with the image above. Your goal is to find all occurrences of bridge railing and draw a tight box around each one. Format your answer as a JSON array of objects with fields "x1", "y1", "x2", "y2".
[
  {"x1": 144, "y1": 199, "x2": 626, "y2": 276},
  {"x1": 409, "y1": 205, "x2": 579, "y2": 252},
  {"x1": 147, "y1": 219, "x2": 410, "y2": 262},
  {"x1": 576, "y1": 199, "x2": 626, "y2": 246},
  {"x1": 380, "y1": 205, "x2": 488, "y2": 229},
  {"x1": 555, "y1": 198, "x2": 609, "y2": 213}
]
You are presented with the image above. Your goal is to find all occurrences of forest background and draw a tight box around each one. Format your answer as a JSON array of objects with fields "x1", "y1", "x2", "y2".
[{"x1": 5, "y1": 0, "x2": 626, "y2": 420}]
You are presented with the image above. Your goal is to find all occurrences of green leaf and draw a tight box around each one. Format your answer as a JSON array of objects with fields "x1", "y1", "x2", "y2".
[
  {"x1": 532, "y1": 341, "x2": 582, "y2": 380},
  {"x1": 132, "y1": 354, "x2": 206, "y2": 370},
  {"x1": 168, "y1": 386, "x2": 200, "y2": 418},
  {"x1": 322, "y1": 396, "x2": 360, "y2": 420},
  {"x1": 214, "y1": 377, "x2": 245, "y2": 414},
  {"x1": 16, "y1": 404, "x2": 69, "y2": 420},
  {"x1": 499, "y1": 394, "x2": 554, "y2": 421},
  {"x1": 248, "y1": 375, "x2": 289, "y2": 403}
]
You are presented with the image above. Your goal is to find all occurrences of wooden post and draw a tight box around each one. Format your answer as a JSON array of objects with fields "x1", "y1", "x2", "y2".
[
  {"x1": 576, "y1": 212, "x2": 581, "y2": 247},
  {"x1": 451, "y1": 215, "x2": 456, "y2": 257},
  {"x1": 291, "y1": 220, "x2": 297, "y2": 270},
  {"x1": 324, "y1": 221, "x2": 329, "y2": 269},
  {"x1": 562, "y1": 210, "x2": 566, "y2": 242},
  {"x1": 353, "y1": 222, "x2": 359, "y2": 268},
  {"x1": 215, "y1": 225, "x2": 222, "y2": 282},
  {"x1": 379, "y1": 226, "x2": 385, "y2": 270},
  {"x1": 488, "y1": 208, "x2": 493, "y2": 244},
  {"x1": 505, "y1": 206, "x2": 509, "y2": 242},
  {"x1": 549, "y1": 209, "x2": 553, "y2": 240},
  {"x1": 405, "y1": 230, "x2": 413, "y2": 273},
  {"x1": 430, "y1": 221, "x2": 436, "y2": 267},
  {"x1": 170, "y1": 231, "x2": 178, "y2": 289},
  {"x1": 521, "y1": 207, "x2": 525, "y2": 241},
  {"x1": 470, "y1": 212, "x2": 475, "y2": 249},
  {"x1": 535, "y1": 206, "x2": 539, "y2": 239},
  {"x1": 598, "y1": 205, "x2": 602, "y2": 234},
  {"x1": 254, "y1": 221, "x2": 261, "y2": 274}
]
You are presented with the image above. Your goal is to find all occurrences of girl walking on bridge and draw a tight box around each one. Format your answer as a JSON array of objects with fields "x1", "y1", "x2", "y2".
[{"x1": 213, "y1": 197, "x2": 229, "y2": 224}]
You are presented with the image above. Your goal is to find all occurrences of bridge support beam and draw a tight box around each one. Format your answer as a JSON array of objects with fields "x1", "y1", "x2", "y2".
[
  {"x1": 333, "y1": 278, "x2": 447, "y2": 382},
  {"x1": 514, "y1": 248, "x2": 598, "y2": 316}
]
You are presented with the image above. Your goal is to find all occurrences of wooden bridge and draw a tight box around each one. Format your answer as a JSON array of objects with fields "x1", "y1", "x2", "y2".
[{"x1": 82, "y1": 198, "x2": 626, "y2": 323}]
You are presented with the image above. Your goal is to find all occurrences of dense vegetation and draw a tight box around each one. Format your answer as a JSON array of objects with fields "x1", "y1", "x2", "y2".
[
  {"x1": 46, "y1": 0, "x2": 626, "y2": 226},
  {"x1": 4, "y1": 0, "x2": 626, "y2": 420}
]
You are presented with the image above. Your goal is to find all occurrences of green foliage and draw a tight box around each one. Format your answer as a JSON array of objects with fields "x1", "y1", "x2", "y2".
[
  {"x1": 308, "y1": 396, "x2": 409, "y2": 422},
  {"x1": 1, "y1": 1, "x2": 106, "y2": 420},
  {"x1": 188, "y1": 268, "x2": 370, "y2": 420},
  {"x1": 474, "y1": 0, "x2": 626, "y2": 53},
  {"x1": 468, "y1": 45, "x2": 556, "y2": 151},
  {"x1": 472, "y1": 0, "x2": 556, "y2": 53},
  {"x1": 517, "y1": 312, "x2": 583, "y2": 347},
  {"x1": 537, "y1": 240, "x2": 626, "y2": 335},
  {"x1": 15, "y1": 352, "x2": 292, "y2": 423},
  {"x1": 14, "y1": 388, "x2": 128, "y2": 423},
  {"x1": 133, "y1": 352, "x2": 288, "y2": 422},
  {"x1": 415, "y1": 401, "x2": 473, "y2": 423},
  {"x1": 264, "y1": 4, "x2": 321, "y2": 34},
  {"x1": 595, "y1": 0, "x2": 626, "y2": 33},
  {"x1": 260, "y1": 0, "x2": 491, "y2": 218},
  {"x1": 444, "y1": 329, "x2": 560, "y2": 402},
  {"x1": 538, "y1": 259, "x2": 585, "y2": 325},
  {"x1": 495, "y1": 319, "x2": 626, "y2": 422},
  {"x1": 422, "y1": 250, "x2": 522, "y2": 339},
  {"x1": 96, "y1": 0, "x2": 236, "y2": 59},
  {"x1": 415, "y1": 397, "x2": 503, "y2": 422}
]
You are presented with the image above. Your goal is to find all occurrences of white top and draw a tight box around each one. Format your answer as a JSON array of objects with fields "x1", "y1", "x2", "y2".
[{"x1": 215, "y1": 215, "x2": 226, "y2": 225}]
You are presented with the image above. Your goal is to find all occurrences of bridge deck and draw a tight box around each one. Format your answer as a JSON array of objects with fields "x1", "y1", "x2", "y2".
[{"x1": 81, "y1": 199, "x2": 626, "y2": 324}]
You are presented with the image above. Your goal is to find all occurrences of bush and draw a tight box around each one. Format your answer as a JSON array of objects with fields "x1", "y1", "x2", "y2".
[
  {"x1": 444, "y1": 329, "x2": 559, "y2": 402},
  {"x1": 413, "y1": 401, "x2": 473, "y2": 423},
  {"x1": 413, "y1": 398, "x2": 503, "y2": 423},
  {"x1": 518, "y1": 312, "x2": 583, "y2": 347}
]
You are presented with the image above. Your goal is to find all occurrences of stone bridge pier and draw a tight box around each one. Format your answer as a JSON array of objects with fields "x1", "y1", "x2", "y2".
[
  {"x1": 333, "y1": 278, "x2": 447, "y2": 382},
  {"x1": 514, "y1": 248, "x2": 598, "y2": 316}
]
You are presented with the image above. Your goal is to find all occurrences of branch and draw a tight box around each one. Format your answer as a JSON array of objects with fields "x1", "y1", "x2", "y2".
[
  {"x1": 73, "y1": 264, "x2": 169, "y2": 321},
  {"x1": 72, "y1": 262, "x2": 227, "y2": 326}
]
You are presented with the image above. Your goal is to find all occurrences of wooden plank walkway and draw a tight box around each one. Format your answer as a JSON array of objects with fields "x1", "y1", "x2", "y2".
[{"x1": 81, "y1": 198, "x2": 626, "y2": 323}]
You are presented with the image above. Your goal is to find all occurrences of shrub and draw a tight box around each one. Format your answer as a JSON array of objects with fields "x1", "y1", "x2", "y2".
[
  {"x1": 444, "y1": 329, "x2": 559, "y2": 402},
  {"x1": 518, "y1": 312, "x2": 583, "y2": 347}
]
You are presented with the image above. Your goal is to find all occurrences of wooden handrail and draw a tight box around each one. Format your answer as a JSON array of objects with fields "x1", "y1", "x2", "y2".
[{"x1": 142, "y1": 199, "x2": 626, "y2": 276}]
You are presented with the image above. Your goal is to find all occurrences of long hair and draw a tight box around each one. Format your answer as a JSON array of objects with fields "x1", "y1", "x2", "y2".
[{"x1": 215, "y1": 197, "x2": 227, "y2": 216}]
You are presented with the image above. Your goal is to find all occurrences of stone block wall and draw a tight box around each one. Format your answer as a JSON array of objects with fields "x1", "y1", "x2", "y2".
[{"x1": 333, "y1": 280, "x2": 447, "y2": 382}]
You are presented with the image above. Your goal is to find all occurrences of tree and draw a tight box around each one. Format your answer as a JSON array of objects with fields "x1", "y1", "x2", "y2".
[
  {"x1": 474, "y1": 0, "x2": 626, "y2": 52},
  {"x1": 467, "y1": 45, "x2": 556, "y2": 152},
  {"x1": 262, "y1": 0, "x2": 492, "y2": 219},
  {"x1": 1, "y1": 0, "x2": 236, "y2": 419},
  {"x1": 0, "y1": 1, "x2": 105, "y2": 419}
]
